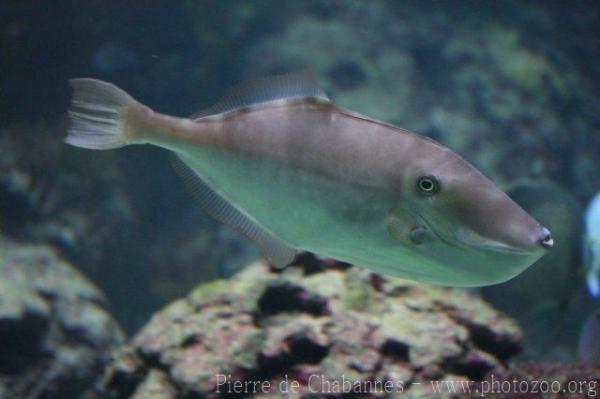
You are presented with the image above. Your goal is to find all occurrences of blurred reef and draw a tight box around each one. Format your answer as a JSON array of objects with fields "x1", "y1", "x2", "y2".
[
  {"x1": 1, "y1": 0, "x2": 600, "y2": 373},
  {"x1": 0, "y1": 234, "x2": 122, "y2": 398}
]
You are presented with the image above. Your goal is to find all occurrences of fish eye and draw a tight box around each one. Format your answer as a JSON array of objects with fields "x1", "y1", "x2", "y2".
[{"x1": 416, "y1": 176, "x2": 440, "y2": 195}]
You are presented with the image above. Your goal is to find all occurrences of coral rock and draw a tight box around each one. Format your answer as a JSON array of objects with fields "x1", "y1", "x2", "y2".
[
  {"x1": 0, "y1": 236, "x2": 124, "y2": 398},
  {"x1": 104, "y1": 261, "x2": 522, "y2": 398}
]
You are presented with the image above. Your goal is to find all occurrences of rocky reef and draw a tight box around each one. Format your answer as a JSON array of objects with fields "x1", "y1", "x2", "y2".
[
  {"x1": 103, "y1": 259, "x2": 522, "y2": 398},
  {"x1": 0, "y1": 235, "x2": 123, "y2": 398}
]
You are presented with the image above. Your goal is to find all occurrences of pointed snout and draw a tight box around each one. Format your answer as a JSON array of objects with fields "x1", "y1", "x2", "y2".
[{"x1": 537, "y1": 226, "x2": 553, "y2": 250}]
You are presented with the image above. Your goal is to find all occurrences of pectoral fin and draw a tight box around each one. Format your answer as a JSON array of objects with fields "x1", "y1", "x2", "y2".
[
  {"x1": 387, "y1": 213, "x2": 434, "y2": 246},
  {"x1": 386, "y1": 214, "x2": 415, "y2": 245},
  {"x1": 171, "y1": 155, "x2": 297, "y2": 268},
  {"x1": 409, "y1": 226, "x2": 435, "y2": 245}
]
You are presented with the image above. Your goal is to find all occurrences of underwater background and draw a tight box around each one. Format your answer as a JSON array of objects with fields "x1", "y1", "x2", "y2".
[{"x1": 1, "y1": 1, "x2": 600, "y2": 398}]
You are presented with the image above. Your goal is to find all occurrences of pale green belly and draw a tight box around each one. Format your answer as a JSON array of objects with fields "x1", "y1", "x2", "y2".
[{"x1": 181, "y1": 148, "x2": 393, "y2": 253}]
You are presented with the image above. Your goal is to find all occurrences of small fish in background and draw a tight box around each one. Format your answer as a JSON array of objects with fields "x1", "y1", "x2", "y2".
[
  {"x1": 91, "y1": 41, "x2": 140, "y2": 75},
  {"x1": 64, "y1": 71, "x2": 553, "y2": 287},
  {"x1": 584, "y1": 193, "x2": 600, "y2": 297},
  {"x1": 578, "y1": 310, "x2": 600, "y2": 366}
]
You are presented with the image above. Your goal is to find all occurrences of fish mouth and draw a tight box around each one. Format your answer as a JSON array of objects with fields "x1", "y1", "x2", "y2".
[
  {"x1": 470, "y1": 239, "x2": 540, "y2": 255},
  {"x1": 414, "y1": 212, "x2": 539, "y2": 256}
]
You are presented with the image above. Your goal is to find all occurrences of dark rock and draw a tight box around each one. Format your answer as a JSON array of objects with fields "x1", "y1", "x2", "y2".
[
  {"x1": 0, "y1": 236, "x2": 124, "y2": 398},
  {"x1": 258, "y1": 282, "x2": 329, "y2": 317},
  {"x1": 104, "y1": 261, "x2": 522, "y2": 398}
]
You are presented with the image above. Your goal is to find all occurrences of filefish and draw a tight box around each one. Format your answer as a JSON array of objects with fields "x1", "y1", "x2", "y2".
[
  {"x1": 584, "y1": 192, "x2": 600, "y2": 296},
  {"x1": 65, "y1": 72, "x2": 553, "y2": 287}
]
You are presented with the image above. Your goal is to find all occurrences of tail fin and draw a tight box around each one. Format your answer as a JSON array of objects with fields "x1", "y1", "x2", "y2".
[{"x1": 66, "y1": 79, "x2": 139, "y2": 150}]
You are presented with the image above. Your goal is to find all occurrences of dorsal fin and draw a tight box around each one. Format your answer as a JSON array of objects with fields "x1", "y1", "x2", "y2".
[
  {"x1": 171, "y1": 155, "x2": 297, "y2": 268},
  {"x1": 191, "y1": 70, "x2": 330, "y2": 119}
]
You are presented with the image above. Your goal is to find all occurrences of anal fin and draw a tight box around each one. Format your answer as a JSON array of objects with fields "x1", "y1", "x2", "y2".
[{"x1": 171, "y1": 155, "x2": 297, "y2": 268}]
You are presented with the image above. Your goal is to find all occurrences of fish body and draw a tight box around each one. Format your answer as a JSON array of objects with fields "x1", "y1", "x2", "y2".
[
  {"x1": 584, "y1": 193, "x2": 600, "y2": 296},
  {"x1": 66, "y1": 72, "x2": 552, "y2": 287}
]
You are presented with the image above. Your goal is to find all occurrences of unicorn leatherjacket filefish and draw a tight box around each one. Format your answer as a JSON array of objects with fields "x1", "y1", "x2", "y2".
[{"x1": 65, "y1": 71, "x2": 553, "y2": 287}]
